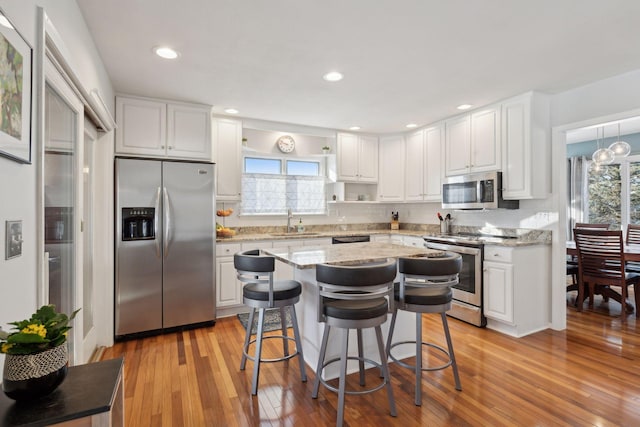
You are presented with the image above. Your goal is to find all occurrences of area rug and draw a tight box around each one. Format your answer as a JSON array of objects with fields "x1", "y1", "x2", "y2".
[{"x1": 237, "y1": 309, "x2": 293, "y2": 334}]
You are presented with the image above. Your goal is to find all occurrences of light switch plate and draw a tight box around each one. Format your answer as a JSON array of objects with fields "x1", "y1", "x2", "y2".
[{"x1": 6, "y1": 220, "x2": 22, "y2": 259}]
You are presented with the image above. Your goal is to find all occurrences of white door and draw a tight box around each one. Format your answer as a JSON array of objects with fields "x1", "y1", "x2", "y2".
[
  {"x1": 82, "y1": 118, "x2": 97, "y2": 360},
  {"x1": 44, "y1": 57, "x2": 84, "y2": 365}
]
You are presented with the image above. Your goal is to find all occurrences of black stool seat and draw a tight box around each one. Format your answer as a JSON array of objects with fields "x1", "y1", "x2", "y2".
[
  {"x1": 243, "y1": 280, "x2": 302, "y2": 301},
  {"x1": 324, "y1": 298, "x2": 388, "y2": 320},
  {"x1": 393, "y1": 283, "x2": 452, "y2": 306}
]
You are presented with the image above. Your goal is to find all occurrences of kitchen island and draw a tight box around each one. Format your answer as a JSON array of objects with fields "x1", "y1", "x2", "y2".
[{"x1": 263, "y1": 242, "x2": 443, "y2": 378}]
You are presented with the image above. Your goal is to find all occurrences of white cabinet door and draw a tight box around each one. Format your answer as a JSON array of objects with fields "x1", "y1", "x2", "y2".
[
  {"x1": 337, "y1": 133, "x2": 378, "y2": 182},
  {"x1": 470, "y1": 106, "x2": 500, "y2": 172},
  {"x1": 115, "y1": 97, "x2": 166, "y2": 157},
  {"x1": 403, "y1": 236, "x2": 424, "y2": 248},
  {"x1": 483, "y1": 260, "x2": 514, "y2": 323},
  {"x1": 167, "y1": 104, "x2": 211, "y2": 159},
  {"x1": 371, "y1": 234, "x2": 390, "y2": 243},
  {"x1": 424, "y1": 124, "x2": 444, "y2": 201},
  {"x1": 501, "y1": 92, "x2": 549, "y2": 200},
  {"x1": 378, "y1": 135, "x2": 405, "y2": 201},
  {"x1": 216, "y1": 256, "x2": 242, "y2": 307},
  {"x1": 445, "y1": 115, "x2": 471, "y2": 176},
  {"x1": 404, "y1": 130, "x2": 425, "y2": 201},
  {"x1": 337, "y1": 133, "x2": 359, "y2": 181},
  {"x1": 213, "y1": 118, "x2": 243, "y2": 201},
  {"x1": 358, "y1": 135, "x2": 379, "y2": 182}
]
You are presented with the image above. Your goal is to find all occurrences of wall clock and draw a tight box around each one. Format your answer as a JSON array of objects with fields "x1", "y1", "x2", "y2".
[{"x1": 276, "y1": 135, "x2": 295, "y2": 153}]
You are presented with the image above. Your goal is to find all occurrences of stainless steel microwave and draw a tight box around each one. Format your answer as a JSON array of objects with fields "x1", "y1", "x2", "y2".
[{"x1": 442, "y1": 171, "x2": 519, "y2": 210}]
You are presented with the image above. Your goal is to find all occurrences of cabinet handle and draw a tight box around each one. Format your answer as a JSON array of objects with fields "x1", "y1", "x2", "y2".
[
  {"x1": 161, "y1": 145, "x2": 165, "y2": 149},
  {"x1": 168, "y1": 146, "x2": 173, "y2": 150}
]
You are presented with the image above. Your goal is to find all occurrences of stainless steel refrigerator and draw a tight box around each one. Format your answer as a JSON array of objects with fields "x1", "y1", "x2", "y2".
[{"x1": 115, "y1": 158, "x2": 215, "y2": 338}]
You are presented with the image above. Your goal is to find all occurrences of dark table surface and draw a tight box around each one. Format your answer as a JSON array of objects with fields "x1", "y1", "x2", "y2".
[{"x1": 0, "y1": 357, "x2": 123, "y2": 427}]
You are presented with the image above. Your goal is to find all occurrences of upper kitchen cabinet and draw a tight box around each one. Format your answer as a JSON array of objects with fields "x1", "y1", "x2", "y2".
[
  {"x1": 337, "y1": 133, "x2": 378, "y2": 182},
  {"x1": 501, "y1": 92, "x2": 550, "y2": 200},
  {"x1": 405, "y1": 123, "x2": 444, "y2": 201},
  {"x1": 445, "y1": 106, "x2": 500, "y2": 176},
  {"x1": 378, "y1": 135, "x2": 405, "y2": 202},
  {"x1": 115, "y1": 96, "x2": 212, "y2": 160},
  {"x1": 212, "y1": 118, "x2": 243, "y2": 201}
]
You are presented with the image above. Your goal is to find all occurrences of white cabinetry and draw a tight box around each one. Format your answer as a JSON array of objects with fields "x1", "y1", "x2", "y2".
[
  {"x1": 337, "y1": 133, "x2": 378, "y2": 182},
  {"x1": 405, "y1": 124, "x2": 444, "y2": 201},
  {"x1": 216, "y1": 243, "x2": 242, "y2": 310},
  {"x1": 501, "y1": 92, "x2": 550, "y2": 200},
  {"x1": 483, "y1": 244, "x2": 550, "y2": 337},
  {"x1": 402, "y1": 235, "x2": 425, "y2": 248},
  {"x1": 378, "y1": 135, "x2": 405, "y2": 201},
  {"x1": 212, "y1": 118, "x2": 243, "y2": 201},
  {"x1": 115, "y1": 96, "x2": 212, "y2": 160},
  {"x1": 445, "y1": 106, "x2": 500, "y2": 176}
]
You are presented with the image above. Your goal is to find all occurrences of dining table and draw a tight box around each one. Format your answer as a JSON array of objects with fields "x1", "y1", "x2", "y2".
[{"x1": 566, "y1": 241, "x2": 640, "y2": 312}]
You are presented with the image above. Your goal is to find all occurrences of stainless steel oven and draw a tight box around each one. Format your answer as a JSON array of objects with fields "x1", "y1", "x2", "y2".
[{"x1": 423, "y1": 239, "x2": 486, "y2": 327}]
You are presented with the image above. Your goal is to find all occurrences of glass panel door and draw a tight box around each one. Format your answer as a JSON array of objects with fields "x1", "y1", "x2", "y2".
[{"x1": 44, "y1": 58, "x2": 84, "y2": 364}]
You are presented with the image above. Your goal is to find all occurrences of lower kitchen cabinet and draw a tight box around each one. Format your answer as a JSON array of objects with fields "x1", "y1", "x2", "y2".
[
  {"x1": 483, "y1": 244, "x2": 550, "y2": 337},
  {"x1": 216, "y1": 243, "x2": 243, "y2": 311}
]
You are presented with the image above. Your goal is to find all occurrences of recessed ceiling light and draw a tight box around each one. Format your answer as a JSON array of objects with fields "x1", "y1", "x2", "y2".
[
  {"x1": 322, "y1": 71, "x2": 343, "y2": 82},
  {"x1": 349, "y1": 126, "x2": 361, "y2": 131},
  {"x1": 153, "y1": 46, "x2": 179, "y2": 59},
  {"x1": 224, "y1": 108, "x2": 239, "y2": 114},
  {"x1": 406, "y1": 123, "x2": 418, "y2": 128},
  {"x1": 457, "y1": 104, "x2": 473, "y2": 110}
]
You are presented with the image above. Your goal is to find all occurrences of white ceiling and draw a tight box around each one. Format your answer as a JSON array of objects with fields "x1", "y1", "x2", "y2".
[{"x1": 77, "y1": 0, "x2": 640, "y2": 135}]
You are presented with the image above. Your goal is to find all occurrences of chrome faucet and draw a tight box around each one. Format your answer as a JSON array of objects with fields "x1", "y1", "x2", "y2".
[{"x1": 287, "y1": 208, "x2": 293, "y2": 233}]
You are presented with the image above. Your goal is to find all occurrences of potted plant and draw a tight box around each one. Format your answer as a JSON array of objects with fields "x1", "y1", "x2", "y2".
[
  {"x1": 0, "y1": 304, "x2": 79, "y2": 400},
  {"x1": 322, "y1": 145, "x2": 331, "y2": 154}
]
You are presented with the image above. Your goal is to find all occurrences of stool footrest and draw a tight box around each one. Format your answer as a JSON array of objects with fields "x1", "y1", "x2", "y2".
[
  {"x1": 242, "y1": 335, "x2": 300, "y2": 364},
  {"x1": 388, "y1": 340, "x2": 453, "y2": 372},
  {"x1": 318, "y1": 355, "x2": 388, "y2": 396}
]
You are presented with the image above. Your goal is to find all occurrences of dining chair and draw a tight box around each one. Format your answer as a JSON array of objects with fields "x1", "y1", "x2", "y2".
[
  {"x1": 574, "y1": 228, "x2": 640, "y2": 320},
  {"x1": 567, "y1": 224, "x2": 609, "y2": 299},
  {"x1": 625, "y1": 224, "x2": 640, "y2": 274}
]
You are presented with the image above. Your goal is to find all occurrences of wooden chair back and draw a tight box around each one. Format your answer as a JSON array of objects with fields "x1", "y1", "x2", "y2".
[
  {"x1": 575, "y1": 223, "x2": 610, "y2": 230},
  {"x1": 626, "y1": 224, "x2": 640, "y2": 245},
  {"x1": 574, "y1": 228, "x2": 625, "y2": 286}
]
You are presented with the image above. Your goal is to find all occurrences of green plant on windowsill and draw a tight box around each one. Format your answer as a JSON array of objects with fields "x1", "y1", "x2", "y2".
[{"x1": 0, "y1": 305, "x2": 80, "y2": 355}]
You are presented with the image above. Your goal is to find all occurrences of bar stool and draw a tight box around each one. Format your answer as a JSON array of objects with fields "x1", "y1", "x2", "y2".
[
  {"x1": 386, "y1": 252, "x2": 462, "y2": 406},
  {"x1": 234, "y1": 249, "x2": 307, "y2": 395},
  {"x1": 312, "y1": 258, "x2": 397, "y2": 427}
]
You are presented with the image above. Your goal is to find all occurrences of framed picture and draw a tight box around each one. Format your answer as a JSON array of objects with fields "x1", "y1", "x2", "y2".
[{"x1": 0, "y1": 8, "x2": 32, "y2": 164}]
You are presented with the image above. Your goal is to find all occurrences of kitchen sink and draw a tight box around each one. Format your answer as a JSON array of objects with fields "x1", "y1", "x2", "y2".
[{"x1": 269, "y1": 232, "x2": 321, "y2": 237}]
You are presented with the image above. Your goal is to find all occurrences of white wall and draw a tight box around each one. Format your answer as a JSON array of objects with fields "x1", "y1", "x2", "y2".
[{"x1": 0, "y1": 0, "x2": 114, "y2": 360}]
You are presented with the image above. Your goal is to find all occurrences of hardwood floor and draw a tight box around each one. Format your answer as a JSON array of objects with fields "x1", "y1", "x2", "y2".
[{"x1": 101, "y1": 301, "x2": 640, "y2": 426}]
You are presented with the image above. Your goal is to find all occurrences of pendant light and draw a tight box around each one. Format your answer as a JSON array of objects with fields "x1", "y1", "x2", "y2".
[
  {"x1": 592, "y1": 126, "x2": 615, "y2": 165},
  {"x1": 608, "y1": 123, "x2": 631, "y2": 157}
]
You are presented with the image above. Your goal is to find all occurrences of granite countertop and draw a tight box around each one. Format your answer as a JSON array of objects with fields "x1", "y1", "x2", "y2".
[
  {"x1": 216, "y1": 225, "x2": 551, "y2": 247},
  {"x1": 262, "y1": 241, "x2": 444, "y2": 269}
]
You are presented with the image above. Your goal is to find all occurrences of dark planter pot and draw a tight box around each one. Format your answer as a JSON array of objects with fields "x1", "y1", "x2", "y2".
[{"x1": 2, "y1": 344, "x2": 68, "y2": 401}]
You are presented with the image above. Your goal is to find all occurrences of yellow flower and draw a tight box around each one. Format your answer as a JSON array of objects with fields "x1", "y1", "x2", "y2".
[
  {"x1": 1, "y1": 343, "x2": 13, "y2": 353},
  {"x1": 21, "y1": 323, "x2": 47, "y2": 338}
]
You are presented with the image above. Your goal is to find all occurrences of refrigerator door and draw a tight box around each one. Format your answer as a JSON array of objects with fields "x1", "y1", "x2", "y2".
[
  {"x1": 162, "y1": 161, "x2": 215, "y2": 327},
  {"x1": 115, "y1": 158, "x2": 164, "y2": 336}
]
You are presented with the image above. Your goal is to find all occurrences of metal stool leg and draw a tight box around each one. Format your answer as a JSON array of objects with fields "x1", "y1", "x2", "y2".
[
  {"x1": 290, "y1": 305, "x2": 307, "y2": 382},
  {"x1": 375, "y1": 325, "x2": 397, "y2": 417},
  {"x1": 385, "y1": 308, "x2": 398, "y2": 357},
  {"x1": 240, "y1": 308, "x2": 256, "y2": 370},
  {"x1": 357, "y1": 329, "x2": 365, "y2": 386},
  {"x1": 337, "y1": 328, "x2": 350, "y2": 427},
  {"x1": 251, "y1": 308, "x2": 266, "y2": 395},
  {"x1": 441, "y1": 312, "x2": 461, "y2": 391},
  {"x1": 312, "y1": 324, "x2": 331, "y2": 398},
  {"x1": 280, "y1": 306, "x2": 289, "y2": 357},
  {"x1": 415, "y1": 312, "x2": 423, "y2": 406}
]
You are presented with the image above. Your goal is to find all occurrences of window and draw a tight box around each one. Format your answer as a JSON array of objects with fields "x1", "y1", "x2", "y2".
[
  {"x1": 241, "y1": 156, "x2": 326, "y2": 215},
  {"x1": 585, "y1": 155, "x2": 640, "y2": 229}
]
